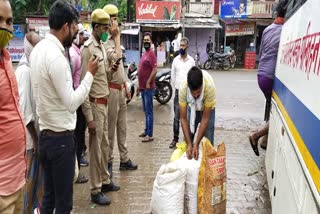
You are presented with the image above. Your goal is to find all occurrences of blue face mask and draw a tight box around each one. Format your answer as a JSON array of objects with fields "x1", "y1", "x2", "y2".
[{"x1": 180, "y1": 48, "x2": 186, "y2": 55}]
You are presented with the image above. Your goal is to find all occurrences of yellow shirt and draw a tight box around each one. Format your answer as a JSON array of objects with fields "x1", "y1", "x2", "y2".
[{"x1": 179, "y1": 70, "x2": 216, "y2": 110}]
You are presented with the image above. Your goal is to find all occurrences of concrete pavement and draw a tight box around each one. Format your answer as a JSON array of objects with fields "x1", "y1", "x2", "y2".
[{"x1": 72, "y1": 70, "x2": 271, "y2": 213}]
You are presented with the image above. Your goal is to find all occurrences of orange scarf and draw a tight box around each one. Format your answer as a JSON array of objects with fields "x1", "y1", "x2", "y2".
[{"x1": 274, "y1": 17, "x2": 285, "y2": 25}]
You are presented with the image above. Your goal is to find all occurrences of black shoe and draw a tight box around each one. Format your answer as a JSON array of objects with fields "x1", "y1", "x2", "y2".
[
  {"x1": 120, "y1": 159, "x2": 138, "y2": 171},
  {"x1": 80, "y1": 156, "x2": 89, "y2": 167},
  {"x1": 101, "y1": 181, "x2": 120, "y2": 193},
  {"x1": 107, "y1": 162, "x2": 113, "y2": 179},
  {"x1": 91, "y1": 192, "x2": 111, "y2": 205},
  {"x1": 169, "y1": 139, "x2": 178, "y2": 149}
]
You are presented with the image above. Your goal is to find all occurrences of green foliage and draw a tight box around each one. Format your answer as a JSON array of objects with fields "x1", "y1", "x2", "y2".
[{"x1": 89, "y1": 0, "x2": 127, "y2": 22}]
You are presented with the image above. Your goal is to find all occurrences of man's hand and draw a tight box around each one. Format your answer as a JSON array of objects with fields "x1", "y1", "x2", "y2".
[
  {"x1": 87, "y1": 56, "x2": 99, "y2": 76},
  {"x1": 110, "y1": 19, "x2": 120, "y2": 37},
  {"x1": 110, "y1": 60, "x2": 119, "y2": 72},
  {"x1": 88, "y1": 120, "x2": 96, "y2": 135},
  {"x1": 192, "y1": 144, "x2": 199, "y2": 160},
  {"x1": 186, "y1": 144, "x2": 193, "y2": 160},
  {"x1": 146, "y1": 81, "x2": 151, "y2": 89}
]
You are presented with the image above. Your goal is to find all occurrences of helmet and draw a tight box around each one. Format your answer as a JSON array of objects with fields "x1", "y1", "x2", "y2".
[{"x1": 103, "y1": 4, "x2": 119, "y2": 16}]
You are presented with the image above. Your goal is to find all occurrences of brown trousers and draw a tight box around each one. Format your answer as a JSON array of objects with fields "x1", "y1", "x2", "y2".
[
  {"x1": 89, "y1": 102, "x2": 111, "y2": 194},
  {"x1": 0, "y1": 188, "x2": 24, "y2": 214},
  {"x1": 108, "y1": 88, "x2": 129, "y2": 163}
]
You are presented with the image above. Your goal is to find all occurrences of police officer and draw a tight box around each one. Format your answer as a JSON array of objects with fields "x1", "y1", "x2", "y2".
[
  {"x1": 103, "y1": 4, "x2": 138, "y2": 178},
  {"x1": 80, "y1": 8, "x2": 119, "y2": 206}
]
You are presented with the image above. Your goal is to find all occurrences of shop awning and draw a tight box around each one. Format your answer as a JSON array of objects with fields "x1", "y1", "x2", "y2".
[
  {"x1": 121, "y1": 28, "x2": 140, "y2": 35},
  {"x1": 184, "y1": 17, "x2": 222, "y2": 29}
]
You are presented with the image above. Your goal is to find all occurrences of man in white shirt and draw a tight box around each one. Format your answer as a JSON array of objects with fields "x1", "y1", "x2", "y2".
[
  {"x1": 15, "y1": 31, "x2": 40, "y2": 213},
  {"x1": 170, "y1": 37, "x2": 195, "y2": 148},
  {"x1": 29, "y1": 1, "x2": 98, "y2": 213}
]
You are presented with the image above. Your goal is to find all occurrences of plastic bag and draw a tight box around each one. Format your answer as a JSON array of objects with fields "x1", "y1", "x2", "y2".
[
  {"x1": 198, "y1": 139, "x2": 226, "y2": 214},
  {"x1": 150, "y1": 163, "x2": 187, "y2": 214},
  {"x1": 170, "y1": 141, "x2": 187, "y2": 162}
]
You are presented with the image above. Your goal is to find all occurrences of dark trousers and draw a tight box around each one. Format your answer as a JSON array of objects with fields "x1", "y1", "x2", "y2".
[
  {"x1": 75, "y1": 107, "x2": 87, "y2": 169},
  {"x1": 173, "y1": 89, "x2": 180, "y2": 141},
  {"x1": 39, "y1": 132, "x2": 75, "y2": 214}
]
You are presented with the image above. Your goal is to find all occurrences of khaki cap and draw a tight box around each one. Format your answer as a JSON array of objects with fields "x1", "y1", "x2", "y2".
[
  {"x1": 91, "y1": 9, "x2": 110, "y2": 25},
  {"x1": 103, "y1": 4, "x2": 119, "y2": 16}
]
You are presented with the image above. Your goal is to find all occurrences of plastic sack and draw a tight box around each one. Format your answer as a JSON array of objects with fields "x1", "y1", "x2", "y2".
[
  {"x1": 174, "y1": 143, "x2": 202, "y2": 214},
  {"x1": 198, "y1": 139, "x2": 226, "y2": 214},
  {"x1": 150, "y1": 163, "x2": 187, "y2": 214},
  {"x1": 170, "y1": 141, "x2": 187, "y2": 162}
]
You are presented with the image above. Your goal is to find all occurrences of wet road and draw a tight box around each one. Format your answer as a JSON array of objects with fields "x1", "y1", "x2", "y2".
[{"x1": 71, "y1": 69, "x2": 271, "y2": 214}]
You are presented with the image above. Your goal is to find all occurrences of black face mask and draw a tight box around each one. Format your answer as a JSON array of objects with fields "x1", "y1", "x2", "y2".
[
  {"x1": 144, "y1": 42, "x2": 151, "y2": 51},
  {"x1": 180, "y1": 48, "x2": 186, "y2": 55}
]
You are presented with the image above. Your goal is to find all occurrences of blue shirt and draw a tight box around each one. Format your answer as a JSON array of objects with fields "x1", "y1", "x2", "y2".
[{"x1": 258, "y1": 23, "x2": 283, "y2": 80}]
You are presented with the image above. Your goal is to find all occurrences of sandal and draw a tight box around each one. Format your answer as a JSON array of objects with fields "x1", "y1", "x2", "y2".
[
  {"x1": 76, "y1": 175, "x2": 89, "y2": 184},
  {"x1": 141, "y1": 136, "x2": 154, "y2": 143},
  {"x1": 139, "y1": 133, "x2": 146, "y2": 138},
  {"x1": 249, "y1": 135, "x2": 259, "y2": 156}
]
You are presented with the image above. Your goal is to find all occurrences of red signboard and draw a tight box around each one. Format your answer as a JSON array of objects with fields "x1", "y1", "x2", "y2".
[
  {"x1": 225, "y1": 23, "x2": 255, "y2": 36},
  {"x1": 136, "y1": 1, "x2": 180, "y2": 23}
]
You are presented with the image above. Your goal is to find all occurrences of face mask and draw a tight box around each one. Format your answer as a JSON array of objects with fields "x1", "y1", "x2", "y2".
[
  {"x1": 0, "y1": 27, "x2": 13, "y2": 49},
  {"x1": 101, "y1": 32, "x2": 108, "y2": 42},
  {"x1": 144, "y1": 42, "x2": 151, "y2": 51},
  {"x1": 180, "y1": 48, "x2": 186, "y2": 55}
]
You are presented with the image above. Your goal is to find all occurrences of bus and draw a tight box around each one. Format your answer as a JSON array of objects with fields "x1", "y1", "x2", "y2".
[{"x1": 265, "y1": 0, "x2": 320, "y2": 213}]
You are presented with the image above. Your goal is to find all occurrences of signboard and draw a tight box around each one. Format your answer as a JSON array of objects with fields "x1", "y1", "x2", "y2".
[
  {"x1": 7, "y1": 24, "x2": 25, "y2": 62},
  {"x1": 220, "y1": 0, "x2": 247, "y2": 18},
  {"x1": 225, "y1": 22, "x2": 254, "y2": 36},
  {"x1": 136, "y1": 1, "x2": 180, "y2": 23},
  {"x1": 26, "y1": 17, "x2": 48, "y2": 31}
]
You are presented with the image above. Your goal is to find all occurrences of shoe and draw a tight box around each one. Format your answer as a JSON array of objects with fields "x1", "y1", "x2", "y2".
[
  {"x1": 80, "y1": 156, "x2": 89, "y2": 167},
  {"x1": 169, "y1": 139, "x2": 178, "y2": 149},
  {"x1": 139, "y1": 133, "x2": 146, "y2": 137},
  {"x1": 249, "y1": 135, "x2": 259, "y2": 156},
  {"x1": 107, "y1": 162, "x2": 113, "y2": 179},
  {"x1": 120, "y1": 159, "x2": 138, "y2": 171},
  {"x1": 101, "y1": 181, "x2": 120, "y2": 193},
  {"x1": 76, "y1": 174, "x2": 89, "y2": 184},
  {"x1": 141, "y1": 136, "x2": 154, "y2": 143},
  {"x1": 91, "y1": 192, "x2": 111, "y2": 205}
]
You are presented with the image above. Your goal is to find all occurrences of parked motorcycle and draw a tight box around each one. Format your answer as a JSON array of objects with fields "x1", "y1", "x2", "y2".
[
  {"x1": 126, "y1": 63, "x2": 173, "y2": 105},
  {"x1": 204, "y1": 50, "x2": 231, "y2": 71},
  {"x1": 154, "y1": 69, "x2": 172, "y2": 104}
]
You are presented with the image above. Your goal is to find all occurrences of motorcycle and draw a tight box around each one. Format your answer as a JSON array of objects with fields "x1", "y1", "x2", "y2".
[
  {"x1": 204, "y1": 50, "x2": 231, "y2": 71},
  {"x1": 126, "y1": 63, "x2": 173, "y2": 105},
  {"x1": 154, "y1": 69, "x2": 172, "y2": 104}
]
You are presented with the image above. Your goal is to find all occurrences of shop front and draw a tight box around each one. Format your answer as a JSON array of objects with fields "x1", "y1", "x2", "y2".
[
  {"x1": 222, "y1": 20, "x2": 255, "y2": 67},
  {"x1": 136, "y1": 1, "x2": 181, "y2": 66},
  {"x1": 121, "y1": 23, "x2": 140, "y2": 66}
]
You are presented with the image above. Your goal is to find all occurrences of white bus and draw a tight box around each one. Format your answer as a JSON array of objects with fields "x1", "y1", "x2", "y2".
[{"x1": 265, "y1": 0, "x2": 320, "y2": 213}]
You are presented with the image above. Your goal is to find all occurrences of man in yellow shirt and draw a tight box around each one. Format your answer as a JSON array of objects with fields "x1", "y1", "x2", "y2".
[{"x1": 179, "y1": 66, "x2": 216, "y2": 160}]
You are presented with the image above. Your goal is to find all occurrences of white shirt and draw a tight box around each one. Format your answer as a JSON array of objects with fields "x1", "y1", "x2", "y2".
[
  {"x1": 30, "y1": 33, "x2": 93, "y2": 132},
  {"x1": 15, "y1": 64, "x2": 35, "y2": 150},
  {"x1": 171, "y1": 54, "x2": 195, "y2": 90},
  {"x1": 172, "y1": 39, "x2": 180, "y2": 52}
]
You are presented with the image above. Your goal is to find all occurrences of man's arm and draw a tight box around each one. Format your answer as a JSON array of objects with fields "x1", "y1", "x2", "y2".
[
  {"x1": 171, "y1": 58, "x2": 176, "y2": 89},
  {"x1": 80, "y1": 47, "x2": 94, "y2": 123},
  {"x1": 49, "y1": 55, "x2": 94, "y2": 113},
  {"x1": 194, "y1": 107, "x2": 211, "y2": 146},
  {"x1": 146, "y1": 52, "x2": 157, "y2": 89},
  {"x1": 16, "y1": 67, "x2": 38, "y2": 151}
]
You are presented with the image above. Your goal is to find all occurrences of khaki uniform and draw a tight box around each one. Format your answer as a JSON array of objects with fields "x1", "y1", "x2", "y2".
[
  {"x1": 104, "y1": 39, "x2": 129, "y2": 163},
  {"x1": 81, "y1": 35, "x2": 111, "y2": 194}
]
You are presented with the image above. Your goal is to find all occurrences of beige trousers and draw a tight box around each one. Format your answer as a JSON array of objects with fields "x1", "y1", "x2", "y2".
[
  {"x1": 0, "y1": 188, "x2": 24, "y2": 214},
  {"x1": 108, "y1": 88, "x2": 129, "y2": 163},
  {"x1": 89, "y1": 102, "x2": 111, "y2": 194}
]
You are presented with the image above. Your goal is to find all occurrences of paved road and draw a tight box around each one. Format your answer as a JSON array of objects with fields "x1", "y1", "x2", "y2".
[{"x1": 72, "y1": 69, "x2": 271, "y2": 214}]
